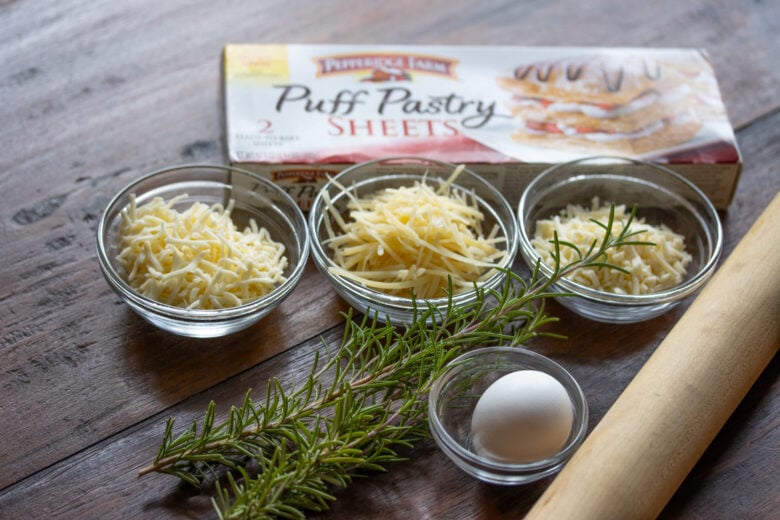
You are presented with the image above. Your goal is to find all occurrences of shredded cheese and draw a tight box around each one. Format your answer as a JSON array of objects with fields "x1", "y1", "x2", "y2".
[
  {"x1": 323, "y1": 166, "x2": 507, "y2": 299},
  {"x1": 116, "y1": 194, "x2": 287, "y2": 309},
  {"x1": 531, "y1": 198, "x2": 692, "y2": 295}
]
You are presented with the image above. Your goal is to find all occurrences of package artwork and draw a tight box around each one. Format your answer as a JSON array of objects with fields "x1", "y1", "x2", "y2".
[{"x1": 223, "y1": 44, "x2": 741, "y2": 209}]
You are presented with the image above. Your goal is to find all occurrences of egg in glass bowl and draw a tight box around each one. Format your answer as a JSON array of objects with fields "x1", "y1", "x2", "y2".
[
  {"x1": 96, "y1": 164, "x2": 309, "y2": 338},
  {"x1": 517, "y1": 156, "x2": 722, "y2": 323},
  {"x1": 427, "y1": 346, "x2": 588, "y2": 485},
  {"x1": 308, "y1": 157, "x2": 519, "y2": 325}
]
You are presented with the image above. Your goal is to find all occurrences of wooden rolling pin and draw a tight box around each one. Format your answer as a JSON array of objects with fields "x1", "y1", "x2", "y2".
[{"x1": 526, "y1": 192, "x2": 780, "y2": 520}]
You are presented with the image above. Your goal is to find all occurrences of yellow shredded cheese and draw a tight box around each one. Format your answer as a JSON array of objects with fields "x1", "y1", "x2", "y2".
[
  {"x1": 323, "y1": 166, "x2": 507, "y2": 299},
  {"x1": 116, "y1": 194, "x2": 287, "y2": 309},
  {"x1": 531, "y1": 198, "x2": 692, "y2": 295}
]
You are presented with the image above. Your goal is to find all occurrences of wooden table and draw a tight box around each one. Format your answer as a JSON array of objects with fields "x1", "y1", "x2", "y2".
[{"x1": 1, "y1": 1, "x2": 777, "y2": 518}]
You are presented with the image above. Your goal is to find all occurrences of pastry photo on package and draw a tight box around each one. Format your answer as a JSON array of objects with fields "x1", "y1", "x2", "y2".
[
  {"x1": 499, "y1": 54, "x2": 709, "y2": 154},
  {"x1": 222, "y1": 44, "x2": 741, "y2": 210}
]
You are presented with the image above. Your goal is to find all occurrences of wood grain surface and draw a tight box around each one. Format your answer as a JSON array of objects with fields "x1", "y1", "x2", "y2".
[{"x1": 1, "y1": 0, "x2": 778, "y2": 518}]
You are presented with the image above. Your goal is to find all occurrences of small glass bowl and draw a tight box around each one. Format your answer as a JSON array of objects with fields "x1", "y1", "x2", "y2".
[
  {"x1": 96, "y1": 164, "x2": 309, "y2": 338},
  {"x1": 517, "y1": 156, "x2": 723, "y2": 323},
  {"x1": 428, "y1": 346, "x2": 588, "y2": 485},
  {"x1": 308, "y1": 157, "x2": 519, "y2": 324}
]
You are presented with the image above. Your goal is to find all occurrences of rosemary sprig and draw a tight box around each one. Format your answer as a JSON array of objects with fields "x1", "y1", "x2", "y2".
[
  {"x1": 140, "y1": 204, "x2": 643, "y2": 519},
  {"x1": 553, "y1": 203, "x2": 655, "y2": 276}
]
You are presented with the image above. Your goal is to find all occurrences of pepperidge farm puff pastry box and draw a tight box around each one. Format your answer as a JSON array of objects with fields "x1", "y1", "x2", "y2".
[{"x1": 223, "y1": 44, "x2": 741, "y2": 209}]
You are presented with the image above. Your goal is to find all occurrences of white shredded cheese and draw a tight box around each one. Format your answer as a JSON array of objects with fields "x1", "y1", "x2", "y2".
[
  {"x1": 323, "y1": 166, "x2": 507, "y2": 299},
  {"x1": 531, "y1": 198, "x2": 692, "y2": 295},
  {"x1": 116, "y1": 194, "x2": 287, "y2": 309}
]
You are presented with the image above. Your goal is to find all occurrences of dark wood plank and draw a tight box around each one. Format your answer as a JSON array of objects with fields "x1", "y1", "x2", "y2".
[
  {"x1": 0, "y1": 328, "x2": 349, "y2": 520},
  {"x1": 0, "y1": 256, "x2": 348, "y2": 488},
  {"x1": 0, "y1": 0, "x2": 778, "y2": 518},
  {"x1": 1, "y1": 107, "x2": 777, "y2": 516},
  {"x1": 658, "y1": 103, "x2": 780, "y2": 520},
  {"x1": 660, "y1": 354, "x2": 779, "y2": 518}
]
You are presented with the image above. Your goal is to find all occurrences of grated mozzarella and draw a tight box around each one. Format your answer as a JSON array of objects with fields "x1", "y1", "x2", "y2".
[
  {"x1": 531, "y1": 198, "x2": 692, "y2": 295},
  {"x1": 323, "y1": 166, "x2": 507, "y2": 299},
  {"x1": 116, "y1": 194, "x2": 287, "y2": 309}
]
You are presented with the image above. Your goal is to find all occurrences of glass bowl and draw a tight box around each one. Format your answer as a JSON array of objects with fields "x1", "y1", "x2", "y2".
[
  {"x1": 96, "y1": 164, "x2": 309, "y2": 338},
  {"x1": 517, "y1": 156, "x2": 722, "y2": 323},
  {"x1": 428, "y1": 346, "x2": 588, "y2": 485},
  {"x1": 308, "y1": 157, "x2": 519, "y2": 325}
]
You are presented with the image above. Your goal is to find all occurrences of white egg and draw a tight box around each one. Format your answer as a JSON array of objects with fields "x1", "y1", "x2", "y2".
[{"x1": 470, "y1": 369, "x2": 574, "y2": 463}]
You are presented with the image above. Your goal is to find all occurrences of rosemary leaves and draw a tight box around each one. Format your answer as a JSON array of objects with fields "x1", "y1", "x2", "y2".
[{"x1": 140, "y1": 204, "x2": 647, "y2": 519}]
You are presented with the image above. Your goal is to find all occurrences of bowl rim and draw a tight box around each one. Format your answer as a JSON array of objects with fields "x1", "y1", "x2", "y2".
[
  {"x1": 308, "y1": 156, "x2": 519, "y2": 310},
  {"x1": 427, "y1": 345, "x2": 589, "y2": 472},
  {"x1": 96, "y1": 163, "x2": 310, "y2": 320},
  {"x1": 517, "y1": 155, "x2": 723, "y2": 305}
]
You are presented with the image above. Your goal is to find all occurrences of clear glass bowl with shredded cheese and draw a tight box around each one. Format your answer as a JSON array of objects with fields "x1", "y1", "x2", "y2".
[
  {"x1": 97, "y1": 165, "x2": 309, "y2": 338},
  {"x1": 517, "y1": 156, "x2": 722, "y2": 323},
  {"x1": 309, "y1": 157, "x2": 519, "y2": 324}
]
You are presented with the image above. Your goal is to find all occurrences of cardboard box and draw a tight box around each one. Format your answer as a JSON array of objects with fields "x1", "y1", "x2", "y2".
[{"x1": 223, "y1": 44, "x2": 741, "y2": 210}]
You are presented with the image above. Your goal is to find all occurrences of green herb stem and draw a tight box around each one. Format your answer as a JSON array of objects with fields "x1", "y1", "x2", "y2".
[{"x1": 140, "y1": 203, "x2": 646, "y2": 519}]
